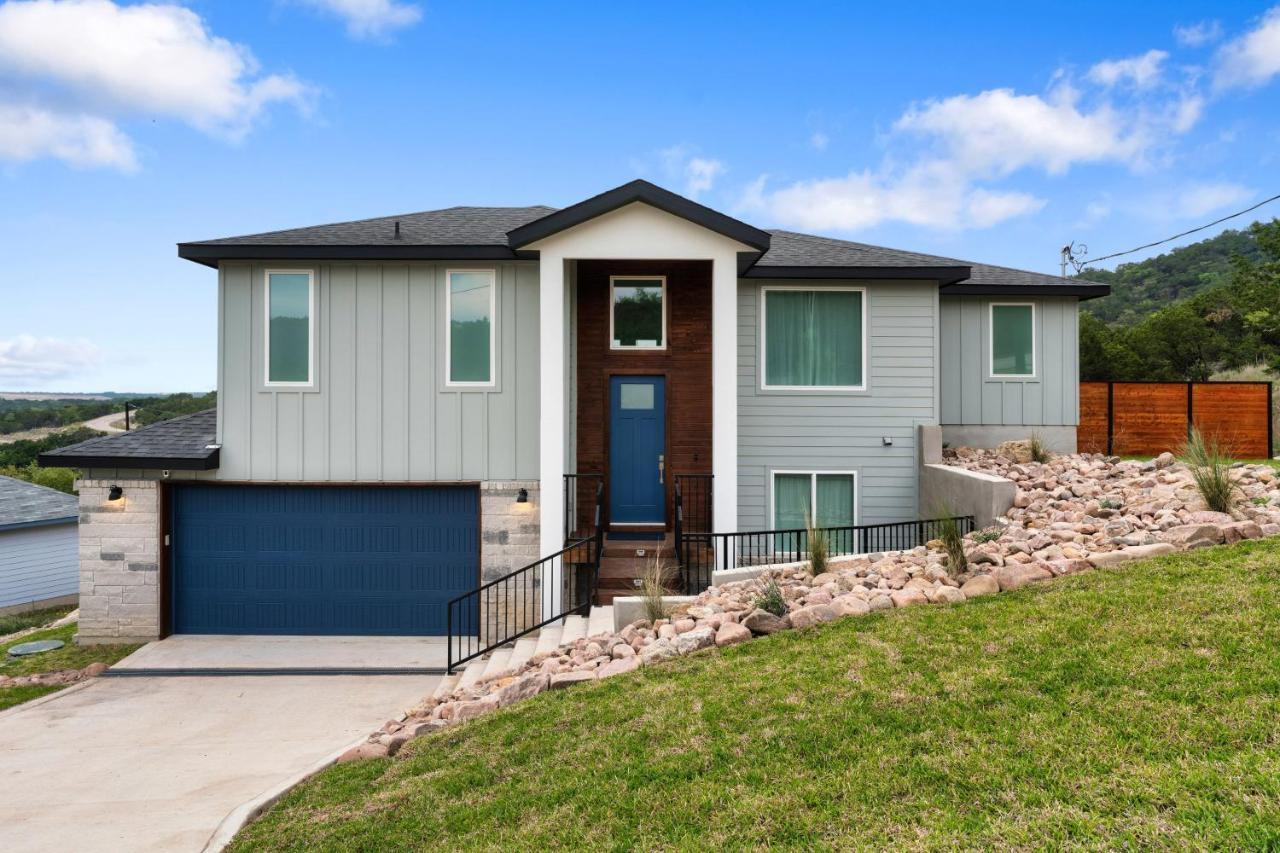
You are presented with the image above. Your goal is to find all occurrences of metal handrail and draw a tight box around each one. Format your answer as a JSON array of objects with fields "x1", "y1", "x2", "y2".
[
  {"x1": 448, "y1": 483, "x2": 604, "y2": 674},
  {"x1": 564, "y1": 473, "x2": 605, "y2": 542}
]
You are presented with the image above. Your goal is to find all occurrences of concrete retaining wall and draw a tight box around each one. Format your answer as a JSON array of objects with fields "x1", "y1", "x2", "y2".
[
  {"x1": 919, "y1": 464, "x2": 1016, "y2": 528},
  {"x1": 941, "y1": 425, "x2": 1077, "y2": 454}
]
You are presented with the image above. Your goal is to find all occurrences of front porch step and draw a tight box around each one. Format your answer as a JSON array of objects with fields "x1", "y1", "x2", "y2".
[
  {"x1": 506, "y1": 636, "x2": 539, "y2": 673},
  {"x1": 559, "y1": 615, "x2": 587, "y2": 646},
  {"x1": 587, "y1": 605, "x2": 614, "y2": 638},
  {"x1": 432, "y1": 672, "x2": 460, "y2": 701},
  {"x1": 457, "y1": 658, "x2": 488, "y2": 690},
  {"x1": 478, "y1": 647, "x2": 513, "y2": 682},
  {"x1": 534, "y1": 623, "x2": 564, "y2": 655}
]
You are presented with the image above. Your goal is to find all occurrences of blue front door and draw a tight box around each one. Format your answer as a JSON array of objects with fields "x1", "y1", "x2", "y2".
[{"x1": 609, "y1": 376, "x2": 666, "y2": 524}]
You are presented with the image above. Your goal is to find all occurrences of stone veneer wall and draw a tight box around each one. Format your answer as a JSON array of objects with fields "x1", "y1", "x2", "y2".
[
  {"x1": 479, "y1": 481, "x2": 542, "y2": 643},
  {"x1": 76, "y1": 479, "x2": 161, "y2": 645}
]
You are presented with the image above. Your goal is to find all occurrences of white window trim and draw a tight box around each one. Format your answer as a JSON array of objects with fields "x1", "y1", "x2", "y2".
[
  {"x1": 770, "y1": 470, "x2": 859, "y2": 530},
  {"x1": 989, "y1": 301, "x2": 1037, "y2": 379},
  {"x1": 445, "y1": 268, "x2": 498, "y2": 388},
  {"x1": 263, "y1": 269, "x2": 316, "y2": 389},
  {"x1": 759, "y1": 285, "x2": 867, "y2": 392},
  {"x1": 609, "y1": 275, "x2": 667, "y2": 351}
]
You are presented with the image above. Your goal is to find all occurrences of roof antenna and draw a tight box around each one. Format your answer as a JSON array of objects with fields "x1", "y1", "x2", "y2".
[
  {"x1": 394, "y1": 220, "x2": 401, "y2": 239},
  {"x1": 1060, "y1": 242, "x2": 1086, "y2": 277}
]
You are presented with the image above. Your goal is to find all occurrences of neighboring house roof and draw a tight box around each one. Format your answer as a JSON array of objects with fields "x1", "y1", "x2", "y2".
[
  {"x1": 0, "y1": 476, "x2": 78, "y2": 532},
  {"x1": 177, "y1": 179, "x2": 1109, "y2": 298},
  {"x1": 38, "y1": 409, "x2": 219, "y2": 471}
]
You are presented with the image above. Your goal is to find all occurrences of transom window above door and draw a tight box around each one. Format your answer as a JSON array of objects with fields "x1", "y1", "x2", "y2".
[
  {"x1": 610, "y1": 276, "x2": 666, "y2": 349},
  {"x1": 761, "y1": 286, "x2": 865, "y2": 390}
]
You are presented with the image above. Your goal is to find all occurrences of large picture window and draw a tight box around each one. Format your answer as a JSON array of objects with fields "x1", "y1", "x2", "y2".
[
  {"x1": 990, "y1": 302, "x2": 1035, "y2": 377},
  {"x1": 447, "y1": 269, "x2": 496, "y2": 386},
  {"x1": 773, "y1": 471, "x2": 857, "y2": 531},
  {"x1": 761, "y1": 286, "x2": 864, "y2": 390},
  {"x1": 265, "y1": 270, "x2": 314, "y2": 386},
  {"x1": 610, "y1": 276, "x2": 666, "y2": 349}
]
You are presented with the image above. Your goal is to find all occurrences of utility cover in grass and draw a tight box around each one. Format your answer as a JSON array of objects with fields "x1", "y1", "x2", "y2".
[{"x1": 8, "y1": 639, "x2": 65, "y2": 657}]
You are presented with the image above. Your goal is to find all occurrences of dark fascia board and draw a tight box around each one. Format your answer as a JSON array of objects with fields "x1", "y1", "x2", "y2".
[
  {"x1": 0, "y1": 516, "x2": 78, "y2": 534},
  {"x1": 507, "y1": 179, "x2": 772, "y2": 252},
  {"x1": 744, "y1": 265, "x2": 972, "y2": 285},
  {"x1": 37, "y1": 448, "x2": 221, "y2": 471},
  {"x1": 941, "y1": 282, "x2": 1112, "y2": 300},
  {"x1": 177, "y1": 243, "x2": 534, "y2": 268}
]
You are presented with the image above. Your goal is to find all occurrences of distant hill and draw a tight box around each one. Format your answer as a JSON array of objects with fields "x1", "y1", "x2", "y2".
[{"x1": 1078, "y1": 226, "x2": 1263, "y2": 325}]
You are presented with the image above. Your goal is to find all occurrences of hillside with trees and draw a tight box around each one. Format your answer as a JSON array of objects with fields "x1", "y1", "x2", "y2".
[{"x1": 1078, "y1": 219, "x2": 1280, "y2": 383}]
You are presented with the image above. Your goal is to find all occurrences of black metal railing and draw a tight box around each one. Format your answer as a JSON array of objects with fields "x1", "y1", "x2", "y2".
[
  {"x1": 675, "y1": 475, "x2": 714, "y2": 594},
  {"x1": 449, "y1": 484, "x2": 605, "y2": 674},
  {"x1": 564, "y1": 473, "x2": 605, "y2": 542},
  {"x1": 677, "y1": 516, "x2": 975, "y2": 594}
]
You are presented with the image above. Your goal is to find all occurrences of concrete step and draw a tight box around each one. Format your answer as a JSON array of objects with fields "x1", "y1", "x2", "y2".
[
  {"x1": 479, "y1": 647, "x2": 513, "y2": 682},
  {"x1": 559, "y1": 614, "x2": 587, "y2": 646},
  {"x1": 534, "y1": 623, "x2": 564, "y2": 655},
  {"x1": 431, "y1": 673, "x2": 460, "y2": 702},
  {"x1": 587, "y1": 605, "x2": 614, "y2": 637},
  {"x1": 457, "y1": 658, "x2": 487, "y2": 690},
  {"x1": 506, "y1": 637, "x2": 538, "y2": 673}
]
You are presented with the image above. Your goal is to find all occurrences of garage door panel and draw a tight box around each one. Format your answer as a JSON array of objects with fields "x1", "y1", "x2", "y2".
[{"x1": 171, "y1": 485, "x2": 478, "y2": 636}]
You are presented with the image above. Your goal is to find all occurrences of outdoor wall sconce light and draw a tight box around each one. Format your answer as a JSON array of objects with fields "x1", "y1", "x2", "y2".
[
  {"x1": 108, "y1": 485, "x2": 124, "y2": 502},
  {"x1": 516, "y1": 488, "x2": 529, "y2": 503},
  {"x1": 881, "y1": 436, "x2": 894, "y2": 446}
]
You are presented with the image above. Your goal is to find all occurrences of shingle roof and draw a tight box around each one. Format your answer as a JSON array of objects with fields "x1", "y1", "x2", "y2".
[
  {"x1": 39, "y1": 409, "x2": 219, "y2": 470},
  {"x1": 0, "y1": 476, "x2": 78, "y2": 531},
  {"x1": 176, "y1": 182, "x2": 1108, "y2": 296}
]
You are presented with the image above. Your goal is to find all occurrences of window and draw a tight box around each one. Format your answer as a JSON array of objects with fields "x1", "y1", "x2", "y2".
[
  {"x1": 773, "y1": 472, "x2": 857, "y2": 530},
  {"x1": 447, "y1": 269, "x2": 496, "y2": 386},
  {"x1": 761, "y1": 286, "x2": 864, "y2": 390},
  {"x1": 990, "y1": 302, "x2": 1035, "y2": 377},
  {"x1": 265, "y1": 270, "x2": 314, "y2": 386},
  {"x1": 610, "y1": 276, "x2": 665, "y2": 349}
]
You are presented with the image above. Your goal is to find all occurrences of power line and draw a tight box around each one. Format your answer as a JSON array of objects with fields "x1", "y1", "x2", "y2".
[{"x1": 1068, "y1": 191, "x2": 1280, "y2": 272}]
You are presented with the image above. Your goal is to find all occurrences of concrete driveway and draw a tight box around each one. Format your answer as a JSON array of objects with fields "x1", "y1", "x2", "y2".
[{"x1": 0, "y1": 671, "x2": 438, "y2": 852}]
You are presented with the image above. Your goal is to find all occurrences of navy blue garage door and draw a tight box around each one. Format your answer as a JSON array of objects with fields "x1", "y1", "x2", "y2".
[{"x1": 171, "y1": 484, "x2": 478, "y2": 635}]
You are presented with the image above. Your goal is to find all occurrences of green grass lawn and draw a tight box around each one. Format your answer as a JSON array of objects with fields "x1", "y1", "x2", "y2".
[
  {"x1": 0, "y1": 624, "x2": 140, "y2": 712},
  {"x1": 234, "y1": 541, "x2": 1280, "y2": 851}
]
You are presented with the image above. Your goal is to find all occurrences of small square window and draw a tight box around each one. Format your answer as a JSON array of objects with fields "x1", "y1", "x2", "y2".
[
  {"x1": 761, "y1": 287, "x2": 864, "y2": 390},
  {"x1": 611, "y1": 276, "x2": 665, "y2": 349}
]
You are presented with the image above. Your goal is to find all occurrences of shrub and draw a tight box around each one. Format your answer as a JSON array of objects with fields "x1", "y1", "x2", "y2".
[
  {"x1": 805, "y1": 513, "x2": 829, "y2": 576},
  {"x1": 1180, "y1": 427, "x2": 1239, "y2": 515},
  {"x1": 1028, "y1": 432, "x2": 1052, "y2": 464},
  {"x1": 753, "y1": 579, "x2": 787, "y2": 617},
  {"x1": 0, "y1": 464, "x2": 77, "y2": 495},
  {"x1": 640, "y1": 553, "x2": 675, "y2": 623},
  {"x1": 1099, "y1": 497, "x2": 1120, "y2": 510},
  {"x1": 972, "y1": 527, "x2": 1001, "y2": 544},
  {"x1": 1252, "y1": 496, "x2": 1270, "y2": 506},
  {"x1": 933, "y1": 508, "x2": 968, "y2": 573}
]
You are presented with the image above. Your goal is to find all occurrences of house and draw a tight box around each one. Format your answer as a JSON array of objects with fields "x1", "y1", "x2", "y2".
[
  {"x1": 0, "y1": 476, "x2": 78, "y2": 615},
  {"x1": 41, "y1": 179, "x2": 1108, "y2": 645}
]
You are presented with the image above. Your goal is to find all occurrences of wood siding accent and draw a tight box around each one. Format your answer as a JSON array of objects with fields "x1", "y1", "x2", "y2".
[
  {"x1": 1080, "y1": 381, "x2": 1272, "y2": 458},
  {"x1": 574, "y1": 260, "x2": 712, "y2": 526},
  {"x1": 940, "y1": 295, "x2": 1079, "y2": 427},
  {"x1": 737, "y1": 280, "x2": 938, "y2": 530},
  {"x1": 216, "y1": 261, "x2": 540, "y2": 482},
  {"x1": 0, "y1": 524, "x2": 77, "y2": 610}
]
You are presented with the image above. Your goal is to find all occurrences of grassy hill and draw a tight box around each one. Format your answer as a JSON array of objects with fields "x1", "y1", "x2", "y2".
[
  {"x1": 1080, "y1": 225, "x2": 1262, "y2": 325},
  {"x1": 233, "y1": 540, "x2": 1280, "y2": 851}
]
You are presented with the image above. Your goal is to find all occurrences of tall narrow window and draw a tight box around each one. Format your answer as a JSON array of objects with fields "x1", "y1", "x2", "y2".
[
  {"x1": 447, "y1": 269, "x2": 495, "y2": 386},
  {"x1": 762, "y1": 287, "x2": 864, "y2": 390},
  {"x1": 266, "y1": 271, "x2": 313, "y2": 386},
  {"x1": 991, "y1": 303, "x2": 1035, "y2": 377},
  {"x1": 611, "y1": 276, "x2": 665, "y2": 349}
]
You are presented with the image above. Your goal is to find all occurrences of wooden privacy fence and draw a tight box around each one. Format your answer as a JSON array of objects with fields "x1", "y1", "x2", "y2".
[{"x1": 1079, "y1": 381, "x2": 1273, "y2": 459}]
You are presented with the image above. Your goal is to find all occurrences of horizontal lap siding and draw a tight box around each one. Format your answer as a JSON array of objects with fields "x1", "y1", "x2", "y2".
[
  {"x1": 738, "y1": 281, "x2": 938, "y2": 530},
  {"x1": 939, "y1": 295, "x2": 1079, "y2": 427},
  {"x1": 217, "y1": 262, "x2": 539, "y2": 482},
  {"x1": 0, "y1": 525, "x2": 77, "y2": 609}
]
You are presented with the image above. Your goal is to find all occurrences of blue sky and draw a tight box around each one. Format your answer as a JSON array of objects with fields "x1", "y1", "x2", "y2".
[{"x1": 1, "y1": 0, "x2": 1278, "y2": 392}]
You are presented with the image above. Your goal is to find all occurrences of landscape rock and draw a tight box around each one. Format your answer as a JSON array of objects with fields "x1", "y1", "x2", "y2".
[
  {"x1": 742, "y1": 609, "x2": 789, "y2": 635},
  {"x1": 714, "y1": 622, "x2": 752, "y2": 647},
  {"x1": 673, "y1": 627, "x2": 716, "y2": 654},
  {"x1": 994, "y1": 563, "x2": 1052, "y2": 591},
  {"x1": 789, "y1": 604, "x2": 838, "y2": 629},
  {"x1": 960, "y1": 574, "x2": 999, "y2": 598}
]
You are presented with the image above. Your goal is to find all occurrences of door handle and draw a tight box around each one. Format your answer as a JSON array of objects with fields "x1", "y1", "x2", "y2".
[{"x1": 658, "y1": 454, "x2": 665, "y2": 485}]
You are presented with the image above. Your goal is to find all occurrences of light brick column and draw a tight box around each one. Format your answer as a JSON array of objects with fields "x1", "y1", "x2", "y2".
[
  {"x1": 479, "y1": 480, "x2": 541, "y2": 643},
  {"x1": 75, "y1": 479, "x2": 161, "y2": 645}
]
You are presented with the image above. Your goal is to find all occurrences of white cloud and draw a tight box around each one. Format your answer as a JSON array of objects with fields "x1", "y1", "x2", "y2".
[
  {"x1": 649, "y1": 145, "x2": 725, "y2": 199},
  {"x1": 809, "y1": 131, "x2": 829, "y2": 151},
  {"x1": 0, "y1": 335, "x2": 102, "y2": 385},
  {"x1": 297, "y1": 0, "x2": 422, "y2": 39},
  {"x1": 1087, "y1": 49, "x2": 1169, "y2": 89},
  {"x1": 0, "y1": 0, "x2": 311, "y2": 169},
  {"x1": 1214, "y1": 6, "x2": 1280, "y2": 90},
  {"x1": 684, "y1": 157, "x2": 725, "y2": 198},
  {"x1": 0, "y1": 102, "x2": 136, "y2": 169},
  {"x1": 1177, "y1": 181, "x2": 1253, "y2": 218},
  {"x1": 1174, "y1": 20, "x2": 1222, "y2": 48}
]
